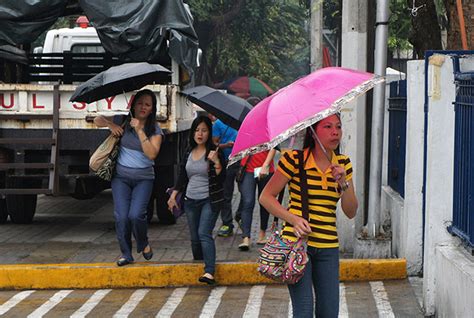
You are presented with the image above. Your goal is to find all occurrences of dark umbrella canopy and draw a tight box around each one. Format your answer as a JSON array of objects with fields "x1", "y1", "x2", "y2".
[
  {"x1": 181, "y1": 86, "x2": 253, "y2": 130},
  {"x1": 70, "y1": 62, "x2": 171, "y2": 103}
]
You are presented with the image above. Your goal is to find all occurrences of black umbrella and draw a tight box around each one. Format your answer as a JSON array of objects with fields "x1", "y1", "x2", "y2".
[
  {"x1": 181, "y1": 86, "x2": 253, "y2": 130},
  {"x1": 70, "y1": 62, "x2": 171, "y2": 103}
]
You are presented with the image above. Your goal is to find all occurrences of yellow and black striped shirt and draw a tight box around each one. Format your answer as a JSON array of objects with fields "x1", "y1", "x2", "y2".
[{"x1": 278, "y1": 148, "x2": 353, "y2": 248}]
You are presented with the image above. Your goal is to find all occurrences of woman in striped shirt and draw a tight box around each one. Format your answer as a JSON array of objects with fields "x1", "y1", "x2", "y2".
[{"x1": 260, "y1": 114, "x2": 358, "y2": 318}]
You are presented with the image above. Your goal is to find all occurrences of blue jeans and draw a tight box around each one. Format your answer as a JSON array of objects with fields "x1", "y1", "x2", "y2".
[
  {"x1": 288, "y1": 247, "x2": 340, "y2": 318},
  {"x1": 238, "y1": 171, "x2": 272, "y2": 238},
  {"x1": 184, "y1": 197, "x2": 219, "y2": 275},
  {"x1": 111, "y1": 176, "x2": 154, "y2": 262},
  {"x1": 220, "y1": 162, "x2": 240, "y2": 228}
]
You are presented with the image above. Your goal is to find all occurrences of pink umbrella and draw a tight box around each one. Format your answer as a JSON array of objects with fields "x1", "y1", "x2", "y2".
[{"x1": 228, "y1": 67, "x2": 384, "y2": 165}]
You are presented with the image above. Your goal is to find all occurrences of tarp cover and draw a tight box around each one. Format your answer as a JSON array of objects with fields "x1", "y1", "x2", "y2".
[{"x1": 0, "y1": 0, "x2": 199, "y2": 72}]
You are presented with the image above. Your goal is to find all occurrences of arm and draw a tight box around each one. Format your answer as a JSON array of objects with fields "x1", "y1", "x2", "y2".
[
  {"x1": 259, "y1": 171, "x2": 312, "y2": 237},
  {"x1": 94, "y1": 115, "x2": 123, "y2": 137},
  {"x1": 167, "y1": 150, "x2": 189, "y2": 211},
  {"x1": 330, "y1": 163, "x2": 358, "y2": 219},
  {"x1": 259, "y1": 148, "x2": 276, "y2": 178},
  {"x1": 340, "y1": 180, "x2": 358, "y2": 219},
  {"x1": 136, "y1": 129, "x2": 163, "y2": 160}
]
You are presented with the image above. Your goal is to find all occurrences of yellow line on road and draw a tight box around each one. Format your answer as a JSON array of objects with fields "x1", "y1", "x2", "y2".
[{"x1": 0, "y1": 259, "x2": 406, "y2": 290}]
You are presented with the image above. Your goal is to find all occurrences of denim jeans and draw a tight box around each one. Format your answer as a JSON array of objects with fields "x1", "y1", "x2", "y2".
[
  {"x1": 184, "y1": 197, "x2": 219, "y2": 275},
  {"x1": 238, "y1": 171, "x2": 272, "y2": 238},
  {"x1": 220, "y1": 162, "x2": 240, "y2": 228},
  {"x1": 288, "y1": 247, "x2": 340, "y2": 318},
  {"x1": 111, "y1": 176, "x2": 154, "y2": 262}
]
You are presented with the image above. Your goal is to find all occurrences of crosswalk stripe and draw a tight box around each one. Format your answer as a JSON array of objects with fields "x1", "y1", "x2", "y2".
[
  {"x1": 113, "y1": 289, "x2": 150, "y2": 318},
  {"x1": 288, "y1": 299, "x2": 293, "y2": 318},
  {"x1": 339, "y1": 283, "x2": 349, "y2": 317},
  {"x1": 70, "y1": 289, "x2": 112, "y2": 318},
  {"x1": 155, "y1": 287, "x2": 188, "y2": 318},
  {"x1": 0, "y1": 290, "x2": 35, "y2": 316},
  {"x1": 199, "y1": 287, "x2": 226, "y2": 318},
  {"x1": 242, "y1": 285, "x2": 265, "y2": 318},
  {"x1": 370, "y1": 281, "x2": 395, "y2": 318},
  {"x1": 27, "y1": 289, "x2": 73, "y2": 318}
]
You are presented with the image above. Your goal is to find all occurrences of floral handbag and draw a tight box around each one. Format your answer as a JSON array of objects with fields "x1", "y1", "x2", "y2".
[
  {"x1": 257, "y1": 150, "x2": 310, "y2": 284},
  {"x1": 257, "y1": 222, "x2": 308, "y2": 284}
]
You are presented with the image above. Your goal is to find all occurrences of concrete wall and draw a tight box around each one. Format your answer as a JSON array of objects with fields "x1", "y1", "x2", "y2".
[
  {"x1": 381, "y1": 61, "x2": 424, "y2": 276},
  {"x1": 435, "y1": 245, "x2": 474, "y2": 317},
  {"x1": 338, "y1": 0, "x2": 368, "y2": 253},
  {"x1": 423, "y1": 54, "x2": 474, "y2": 316}
]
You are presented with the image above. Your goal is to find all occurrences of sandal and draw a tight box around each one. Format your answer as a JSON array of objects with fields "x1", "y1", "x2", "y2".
[
  {"x1": 116, "y1": 258, "x2": 132, "y2": 267},
  {"x1": 142, "y1": 245, "x2": 153, "y2": 260},
  {"x1": 199, "y1": 273, "x2": 216, "y2": 285}
]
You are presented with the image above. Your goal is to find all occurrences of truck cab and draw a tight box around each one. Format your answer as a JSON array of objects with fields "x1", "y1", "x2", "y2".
[{"x1": 0, "y1": 17, "x2": 195, "y2": 224}]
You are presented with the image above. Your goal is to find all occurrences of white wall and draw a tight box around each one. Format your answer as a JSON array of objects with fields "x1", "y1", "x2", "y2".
[
  {"x1": 423, "y1": 54, "x2": 474, "y2": 316},
  {"x1": 339, "y1": 0, "x2": 368, "y2": 253},
  {"x1": 400, "y1": 61, "x2": 424, "y2": 275},
  {"x1": 382, "y1": 61, "x2": 424, "y2": 276}
]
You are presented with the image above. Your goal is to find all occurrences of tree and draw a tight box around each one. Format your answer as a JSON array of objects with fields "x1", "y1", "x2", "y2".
[{"x1": 188, "y1": 0, "x2": 310, "y2": 89}]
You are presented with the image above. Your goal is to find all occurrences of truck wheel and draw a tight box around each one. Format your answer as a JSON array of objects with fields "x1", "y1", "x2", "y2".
[
  {"x1": 6, "y1": 194, "x2": 37, "y2": 224},
  {"x1": 0, "y1": 198, "x2": 7, "y2": 224}
]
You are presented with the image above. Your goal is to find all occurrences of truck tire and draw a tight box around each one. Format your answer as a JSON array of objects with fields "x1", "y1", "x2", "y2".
[
  {"x1": 6, "y1": 194, "x2": 37, "y2": 224},
  {"x1": 0, "y1": 198, "x2": 7, "y2": 224}
]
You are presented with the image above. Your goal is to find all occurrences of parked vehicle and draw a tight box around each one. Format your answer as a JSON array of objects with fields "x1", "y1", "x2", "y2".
[{"x1": 0, "y1": 17, "x2": 196, "y2": 223}]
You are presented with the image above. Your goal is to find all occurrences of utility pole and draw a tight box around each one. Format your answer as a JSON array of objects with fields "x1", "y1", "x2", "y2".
[
  {"x1": 310, "y1": 0, "x2": 323, "y2": 72},
  {"x1": 367, "y1": 0, "x2": 390, "y2": 238}
]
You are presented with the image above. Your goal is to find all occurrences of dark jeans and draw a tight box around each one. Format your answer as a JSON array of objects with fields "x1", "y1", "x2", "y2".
[
  {"x1": 288, "y1": 247, "x2": 340, "y2": 318},
  {"x1": 220, "y1": 162, "x2": 240, "y2": 228},
  {"x1": 184, "y1": 197, "x2": 219, "y2": 275},
  {"x1": 111, "y1": 176, "x2": 154, "y2": 262},
  {"x1": 238, "y1": 171, "x2": 272, "y2": 238}
]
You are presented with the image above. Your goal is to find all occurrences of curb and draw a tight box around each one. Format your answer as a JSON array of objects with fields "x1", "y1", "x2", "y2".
[{"x1": 0, "y1": 259, "x2": 406, "y2": 290}]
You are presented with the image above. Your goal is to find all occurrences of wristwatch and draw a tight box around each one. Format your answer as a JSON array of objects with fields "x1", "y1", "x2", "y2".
[{"x1": 341, "y1": 180, "x2": 350, "y2": 192}]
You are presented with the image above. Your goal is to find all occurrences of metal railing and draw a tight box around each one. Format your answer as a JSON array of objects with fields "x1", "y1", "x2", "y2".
[
  {"x1": 451, "y1": 65, "x2": 474, "y2": 250},
  {"x1": 387, "y1": 80, "x2": 407, "y2": 198}
]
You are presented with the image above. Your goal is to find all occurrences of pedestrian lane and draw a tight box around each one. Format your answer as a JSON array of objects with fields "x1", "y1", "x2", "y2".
[{"x1": 0, "y1": 280, "x2": 423, "y2": 317}]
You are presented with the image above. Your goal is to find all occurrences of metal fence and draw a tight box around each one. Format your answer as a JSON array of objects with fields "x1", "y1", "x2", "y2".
[
  {"x1": 451, "y1": 67, "x2": 474, "y2": 250},
  {"x1": 387, "y1": 80, "x2": 407, "y2": 198}
]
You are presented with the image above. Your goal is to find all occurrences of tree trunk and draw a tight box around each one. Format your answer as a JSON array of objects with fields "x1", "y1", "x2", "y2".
[
  {"x1": 407, "y1": 0, "x2": 442, "y2": 58},
  {"x1": 445, "y1": 0, "x2": 473, "y2": 50}
]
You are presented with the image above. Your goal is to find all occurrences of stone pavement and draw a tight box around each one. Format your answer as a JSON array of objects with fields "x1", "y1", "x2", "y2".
[
  {"x1": 0, "y1": 189, "x2": 270, "y2": 265},
  {"x1": 0, "y1": 190, "x2": 406, "y2": 289}
]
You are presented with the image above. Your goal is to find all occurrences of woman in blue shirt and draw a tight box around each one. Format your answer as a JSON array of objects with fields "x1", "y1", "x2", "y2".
[{"x1": 94, "y1": 89, "x2": 163, "y2": 266}]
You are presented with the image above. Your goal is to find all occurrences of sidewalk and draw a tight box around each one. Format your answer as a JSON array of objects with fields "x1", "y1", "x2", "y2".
[{"x1": 0, "y1": 191, "x2": 406, "y2": 289}]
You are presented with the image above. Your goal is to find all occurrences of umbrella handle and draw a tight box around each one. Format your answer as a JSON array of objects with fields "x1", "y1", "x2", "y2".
[
  {"x1": 122, "y1": 90, "x2": 134, "y2": 118},
  {"x1": 309, "y1": 126, "x2": 331, "y2": 162}
]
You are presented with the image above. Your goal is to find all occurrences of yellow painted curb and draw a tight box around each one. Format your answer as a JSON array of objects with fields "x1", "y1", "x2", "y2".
[{"x1": 0, "y1": 259, "x2": 406, "y2": 290}]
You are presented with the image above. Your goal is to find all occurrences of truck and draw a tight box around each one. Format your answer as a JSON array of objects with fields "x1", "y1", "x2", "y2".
[{"x1": 0, "y1": 14, "x2": 197, "y2": 224}]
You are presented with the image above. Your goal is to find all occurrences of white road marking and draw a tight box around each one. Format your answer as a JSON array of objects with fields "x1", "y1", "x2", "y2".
[
  {"x1": 27, "y1": 289, "x2": 73, "y2": 318},
  {"x1": 288, "y1": 298, "x2": 293, "y2": 318},
  {"x1": 242, "y1": 285, "x2": 265, "y2": 318},
  {"x1": 155, "y1": 287, "x2": 188, "y2": 318},
  {"x1": 339, "y1": 283, "x2": 349, "y2": 318},
  {"x1": 113, "y1": 289, "x2": 150, "y2": 318},
  {"x1": 370, "y1": 281, "x2": 395, "y2": 318},
  {"x1": 199, "y1": 286, "x2": 227, "y2": 318},
  {"x1": 0, "y1": 290, "x2": 35, "y2": 316},
  {"x1": 70, "y1": 289, "x2": 112, "y2": 318}
]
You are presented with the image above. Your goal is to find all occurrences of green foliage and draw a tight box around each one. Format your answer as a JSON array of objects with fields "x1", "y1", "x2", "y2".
[
  {"x1": 388, "y1": 0, "x2": 412, "y2": 51},
  {"x1": 189, "y1": 0, "x2": 310, "y2": 90}
]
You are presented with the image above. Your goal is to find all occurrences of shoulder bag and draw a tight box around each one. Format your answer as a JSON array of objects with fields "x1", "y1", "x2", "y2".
[
  {"x1": 257, "y1": 150, "x2": 309, "y2": 284},
  {"x1": 90, "y1": 117, "x2": 127, "y2": 181}
]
